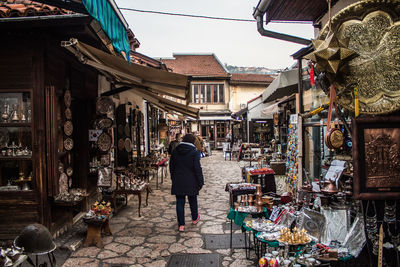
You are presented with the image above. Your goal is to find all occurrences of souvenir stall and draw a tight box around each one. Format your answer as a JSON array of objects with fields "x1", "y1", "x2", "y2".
[
  {"x1": 227, "y1": 1, "x2": 400, "y2": 266},
  {"x1": 0, "y1": 30, "x2": 103, "y2": 239}
]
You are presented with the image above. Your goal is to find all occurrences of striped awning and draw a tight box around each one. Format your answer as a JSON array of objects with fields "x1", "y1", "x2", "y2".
[{"x1": 82, "y1": 0, "x2": 130, "y2": 60}]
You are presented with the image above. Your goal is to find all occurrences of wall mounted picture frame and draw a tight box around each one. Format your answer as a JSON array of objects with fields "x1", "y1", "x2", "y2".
[{"x1": 352, "y1": 116, "x2": 400, "y2": 200}]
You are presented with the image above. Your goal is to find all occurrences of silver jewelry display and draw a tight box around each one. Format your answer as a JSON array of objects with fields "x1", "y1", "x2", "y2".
[{"x1": 383, "y1": 201, "x2": 396, "y2": 224}]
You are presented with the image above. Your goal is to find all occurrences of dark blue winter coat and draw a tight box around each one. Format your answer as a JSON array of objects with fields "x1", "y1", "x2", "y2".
[{"x1": 169, "y1": 142, "x2": 204, "y2": 196}]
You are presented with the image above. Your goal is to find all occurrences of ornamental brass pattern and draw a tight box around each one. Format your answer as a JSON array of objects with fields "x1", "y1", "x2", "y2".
[
  {"x1": 364, "y1": 128, "x2": 400, "y2": 188},
  {"x1": 319, "y1": 0, "x2": 400, "y2": 115}
]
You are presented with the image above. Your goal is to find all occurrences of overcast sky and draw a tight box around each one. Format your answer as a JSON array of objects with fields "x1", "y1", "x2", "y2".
[{"x1": 115, "y1": 0, "x2": 314, "y2": 69}]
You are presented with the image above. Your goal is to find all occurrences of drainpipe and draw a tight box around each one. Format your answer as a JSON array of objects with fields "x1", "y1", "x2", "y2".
[
  {"x1": 255, "y1": 15, "x2": 311, "y2": 45},
  {"x1": 253, "y1": 0, "x2": 311, "y2": 45}
]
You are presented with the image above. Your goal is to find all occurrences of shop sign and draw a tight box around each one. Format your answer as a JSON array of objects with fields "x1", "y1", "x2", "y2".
[
  {"x1": 290, "y1": 114, "x2": 298, "y2": 124},
  {"x1": 89, "y1": 129, "x2": 103, "y2": 141}
]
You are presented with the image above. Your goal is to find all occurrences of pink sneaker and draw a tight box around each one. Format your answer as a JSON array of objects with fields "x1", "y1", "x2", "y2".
[
  {"x1": 178, "y1": 225, "x2": 185, "y2": 232},
  {"x1": 192, "y1": 215, "x2": 200, "y2": 225}
]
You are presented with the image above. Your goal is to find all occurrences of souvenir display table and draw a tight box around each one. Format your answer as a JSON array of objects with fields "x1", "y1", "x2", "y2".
[
  {"x1": 151, "y1": 157, "x2": 168, "y2": 189},
  {"x1": 112, "y1": 183, "x2": 151, "y2": 217},
  {"x1": 83, "y1": 215, "x2": 112, "y2": 248},
  {"x1": 82, "y1": 201, "x2": 112, "y2": 248}
]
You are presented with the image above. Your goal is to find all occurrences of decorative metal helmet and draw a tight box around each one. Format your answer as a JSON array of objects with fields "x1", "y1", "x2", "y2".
[{"x1": 14, "y1": 224, "x2": 56, "y2": 254}]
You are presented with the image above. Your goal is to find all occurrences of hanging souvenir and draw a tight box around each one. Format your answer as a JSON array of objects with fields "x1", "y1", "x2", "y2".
[
  {"x1": 96, "y1": 97, "x2": 114, "y2": 115},
  {"x1": 65, "y1": 108, "x2": 72, "y2": 120},
  {"x1": 100, "y1": 154, "x2": 110, "y2": 166},
  {"x1": 124, "y1": 124, "x2": 130, "y2": 137},
  {"x1": 324, "y1": 85, "x2": 344, "y2": 150},
  {"x1": 97, "y1": 117, "x2": 113, "y2": 129},
  {"x1": 124, "y1": 138, "x2": 132, "y2": 152},
  {"x1": 64, "y1": 138, "x2": 74, "y2": 151},
  {"x1": 118, "y1": 139, "x2": 125, "y2": 151},
  {"x1": 63, "y1": 120, "x2": 73, "y2": 136},
  {"x1": 66, "y1": 167, "x2": 73, "y2": 177},
  {"x1": 97, "y1": 132, "x2": 112, "y2": 152},
  {"x1": 307, "y1": 0, "x2": 400, "y2": 115},
  {"x1": 64, "y1": 90, "x2": 71, "y2": 108}
]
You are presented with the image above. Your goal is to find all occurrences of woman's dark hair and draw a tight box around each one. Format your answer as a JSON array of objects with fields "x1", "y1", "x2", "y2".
[{"x1": 182, "y1": 133, "x2": 196, "y2": 144}]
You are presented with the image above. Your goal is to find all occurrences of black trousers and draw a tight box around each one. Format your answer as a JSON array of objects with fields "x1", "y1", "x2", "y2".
[{"x1": 176, "y1": 195, "x2": 198, "y2": 226}]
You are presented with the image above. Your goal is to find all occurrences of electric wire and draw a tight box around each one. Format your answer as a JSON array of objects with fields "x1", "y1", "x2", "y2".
[{"x1": 119, "y1": 7, "x2": 312, "y2": 24}]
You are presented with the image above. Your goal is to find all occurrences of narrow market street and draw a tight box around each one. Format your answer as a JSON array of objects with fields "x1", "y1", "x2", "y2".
[{"x1": 61, "y1": 151, "x2": 254, "y2": 267}]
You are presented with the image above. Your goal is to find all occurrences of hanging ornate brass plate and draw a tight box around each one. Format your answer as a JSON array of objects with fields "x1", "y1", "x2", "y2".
[
  {"x1": 118, "y1": 138, "x2": 125, "y2": 151},
  {"x1": 117, "y1": 124, "x2": 124, "y2": 136},
  {"x1": 124, "y1": 124, "x2": 130, "y2": 137},
  {"x1": 65, "y1": 108, "x2": 72, "y2": 120},
  {"x1": 64, "y1": 120, "x2": 73, "y2": 136},
  {"x1": 64, "y1": 138, "x2": 74, "y2": 151},
  {"x1": 64, "y1": 90, "x2": 71, "y2": 108},
  {"x1": 96, "y1": 97, "x2": 114, "y2": 115},
  {"x1": 97, "y1": 132, "x2": 112, "y2": 152},
  {"x1": 124, "y1": 138, "x2": 132, "y2": 152},
  {"x1": 317, "y1": 0, "x2": 400, "y2": 114},
  {"x1": 97, "y1": 117, "x2": 113, "y2": 129}
]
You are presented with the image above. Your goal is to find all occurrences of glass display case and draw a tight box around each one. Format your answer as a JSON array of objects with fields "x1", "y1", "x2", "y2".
[{"x1": 0, "y1": 91, "x2": 33, "y2": 191}]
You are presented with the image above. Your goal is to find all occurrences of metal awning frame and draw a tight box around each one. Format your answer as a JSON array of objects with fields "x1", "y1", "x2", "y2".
[{"x1": 61, "y1": 38, "x2": 190, "y2": 101}]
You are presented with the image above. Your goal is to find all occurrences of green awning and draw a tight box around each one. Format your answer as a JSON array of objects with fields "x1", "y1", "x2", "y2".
[{"x1": 82, "y1": 0, "x2": 130, "y2": 60}]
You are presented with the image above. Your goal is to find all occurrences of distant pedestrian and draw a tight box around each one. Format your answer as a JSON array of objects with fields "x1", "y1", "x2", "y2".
[
  {"x1": 169, "y1": 133, "x2": 204, "y2": 232},
  {"x1": 168, "y1": 133, "x2": 182, "y2": 155}
]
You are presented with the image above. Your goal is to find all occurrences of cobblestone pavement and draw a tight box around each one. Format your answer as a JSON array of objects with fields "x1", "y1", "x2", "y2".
[{"x1": 62, "y1": 151, "x2": 256, "y2": 267}]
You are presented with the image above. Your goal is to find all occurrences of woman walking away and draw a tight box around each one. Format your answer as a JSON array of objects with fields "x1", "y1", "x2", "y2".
[{"x1": 169, "y1": 133, "x2": 204, "y2": 232}]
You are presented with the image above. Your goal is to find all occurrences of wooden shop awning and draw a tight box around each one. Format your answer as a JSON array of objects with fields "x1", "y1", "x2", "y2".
[
  {"x1": 61, "y1": 38, "x2": 190, "y2": 101},
  {"x1": 123, "y1": 87, "x2": 199, "y2": 119}
]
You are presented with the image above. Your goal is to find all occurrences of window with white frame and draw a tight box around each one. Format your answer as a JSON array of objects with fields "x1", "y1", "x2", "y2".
[{"x1": 192, "y1": 84, "x2": 224, "y2": 103}]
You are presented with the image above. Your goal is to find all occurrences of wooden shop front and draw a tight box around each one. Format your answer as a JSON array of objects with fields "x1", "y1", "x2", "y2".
[{"x1": 0, "y1": 14, "x2": 107, "y2": 240}]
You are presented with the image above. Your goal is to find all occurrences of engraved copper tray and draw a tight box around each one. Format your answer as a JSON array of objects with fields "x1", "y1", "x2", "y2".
[
  {"x1": 118, "y1": 138, "x2": 125, "y2": 151},
  {"x1": 97, "y1": 132, "x2": 112, "y2": 152},
  {"x1": 124, "y1": 124, "x2": 130, "y2": 137},
  {"x1": 64, "y1": 138, "x2": 74, "y2": 151},
  {"x1": 64, "y1": 120, "x2": 73, "y2": 136},
  {"x1": 96, "y1": 97, "x2": 114, "y2": 115},
  {"x1": 100, "y1": 154, "x2": 110, "y2": 166},
  {"x1": 318, "y1": 0, "x2": 400, "y2": 114},
  {"x1": 97, "y1": 117, "x2": 113, "y2": 129},
  {"x1": 65, "y1": 108, "x2": 72, "y2": 120},
  {"x1": 64, "y1": 90, "x2": 71, "y2": 108},
  {"x1": 124, "y1": 138, "x2": 132, "y2": 152}
]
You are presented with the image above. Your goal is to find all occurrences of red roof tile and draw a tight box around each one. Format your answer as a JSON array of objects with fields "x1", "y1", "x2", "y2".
[
  {"x1": 0, "y1": 0, "x2": 72, "y2": 18},
  {"x1": 230, "y1": 73, "x2": 274, "y2": 84},
  {"x1": 161, "y1": 54, "x2": 229, "y2": 77}
]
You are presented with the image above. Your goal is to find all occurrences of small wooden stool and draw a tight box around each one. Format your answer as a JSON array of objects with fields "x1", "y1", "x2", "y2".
[{"x1": 83, "y1": 216, "x2": 112, "y2": 248}]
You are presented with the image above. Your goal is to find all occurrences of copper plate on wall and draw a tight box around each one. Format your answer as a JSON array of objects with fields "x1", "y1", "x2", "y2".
[
  {"x1": 124, "y1": 124, "x2": 130, "y2": 137},
  {"x1": 66, "y1": 167, "x2": 73, "y2": 177},
  {"x1": 100, "y1": 154, "x2": 110, "y2": 166},
  {"x1": 64, "y1": 90, "x2": 71, "y2": 108},
  {"x1": 97, "y1": 132, "x2": 112, "y2": 152},
  {"x1": 118, "y1": 124, "x2": 124, "y2": 136},
  {"x1": 97, "y1": 117, "x2": 113, "y2": 129},
  {"x1": 65, "y1": 108, "x2": 72, "y2": 120},
  {"x1": 64, "y1": 120, "x2": 73, "y2": 136},
  {"x1": 124, "y1": 138, "x2": 132, "y2": 152},
  {"x1": 118, "y1": 139, "x2": 125, "y2": 151},
  {"x1": 96, "y1": 97, "x2": 114, "y2": 115},
  {"x1": 64, "y1": 138, "x2": 74, "y2": 151}
]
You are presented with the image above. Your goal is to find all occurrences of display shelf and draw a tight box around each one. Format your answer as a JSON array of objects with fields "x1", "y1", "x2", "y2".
[
  {"x1": 0, "y1": 122, "x2": 31, "y2": 127},
  {"x1": 0, "y1": 155, "x2": 32, "y2": 160}
]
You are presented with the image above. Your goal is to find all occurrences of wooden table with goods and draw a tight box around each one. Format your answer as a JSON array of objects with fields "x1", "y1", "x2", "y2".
[
  {"x1": 112, "y1": 183, "x2": 151, "y2": 217},
  {"x1": 83, "y1": 215, "x2": 112, "y2": 248}
]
